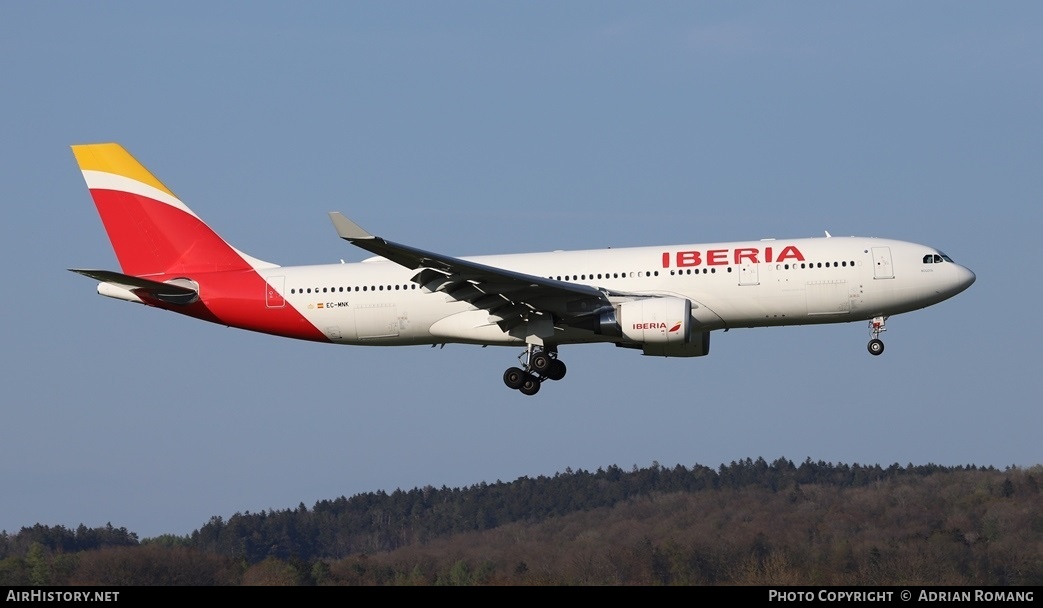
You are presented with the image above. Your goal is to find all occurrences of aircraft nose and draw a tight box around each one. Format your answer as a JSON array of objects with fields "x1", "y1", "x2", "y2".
[{"x1": 954, "y1": 265, "x2": 976, "y2": 293}]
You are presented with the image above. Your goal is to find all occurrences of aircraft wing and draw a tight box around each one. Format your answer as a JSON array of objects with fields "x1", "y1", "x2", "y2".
[{"x1": 328, "y1": 212, "x2": 611, "y2": 332}]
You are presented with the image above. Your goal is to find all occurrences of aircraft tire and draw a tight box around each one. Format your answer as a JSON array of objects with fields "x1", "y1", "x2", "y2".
[
  {"x1": 504, "y1": 367, "x2": 526, "y2": 389},
  {"x1": 546, "y1": 359, "x2": 567, "y2": 381},
  {"x1": 530, "y1": 352, "x2": 552, "y2": 374},
  {"x1": 868, "y1": 339, "x2": 885, "y2": 356},
  {"x1": 519, "y1": 375, "x2": 541, "y2": 396}
]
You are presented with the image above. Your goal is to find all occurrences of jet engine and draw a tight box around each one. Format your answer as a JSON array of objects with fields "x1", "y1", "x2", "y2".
[{"x1": 597, "y1": 297, "x2": 711, "y2": 357}]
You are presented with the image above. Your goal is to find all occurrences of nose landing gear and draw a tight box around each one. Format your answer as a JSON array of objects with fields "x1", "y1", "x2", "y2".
[
  {"x1": 503, "y1": 345, "x2": 567, "y2": 396},
  {"x1": 867, "y1": 316, "x2": 887, "y2": 356}
]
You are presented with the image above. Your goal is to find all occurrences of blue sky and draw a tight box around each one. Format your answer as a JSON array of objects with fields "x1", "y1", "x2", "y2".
[{"x1": 2, "y1": 3, "x2": 1039, "y2": 538}]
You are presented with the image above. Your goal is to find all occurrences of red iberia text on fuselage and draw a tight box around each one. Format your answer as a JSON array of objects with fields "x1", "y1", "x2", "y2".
[{"x1": 660, "y1": 246, "x2": 805, "y2": 268}]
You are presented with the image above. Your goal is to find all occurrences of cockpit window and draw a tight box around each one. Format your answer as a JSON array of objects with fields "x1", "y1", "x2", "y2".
[
  {"x1": 923, "y1": 254, "x2": 934, "y2": 264},
  {"x1": 924, "y1": 253, "x2": 952, "y2": 264},
  {"x1": 939, "y1": 253, "x2": 954, "y2": 263}
]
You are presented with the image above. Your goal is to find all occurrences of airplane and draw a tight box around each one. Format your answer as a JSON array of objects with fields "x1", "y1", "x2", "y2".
[{"x1": 70, "y1": 143, "x2": 976, "y2": 396}]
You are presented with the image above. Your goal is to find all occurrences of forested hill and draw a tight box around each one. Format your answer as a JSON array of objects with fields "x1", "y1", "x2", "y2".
[
  {"x1": 3, "y1": 458, "x2": 1041, "y2": 585},
  {"x1": 184, "y1": 459, "x2": 1006, "y2": 561}
]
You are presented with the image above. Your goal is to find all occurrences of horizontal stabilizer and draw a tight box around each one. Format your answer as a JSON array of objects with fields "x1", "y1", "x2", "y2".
[{"x1": 69, "y1": 269, "x2": 199, "y2": 305}]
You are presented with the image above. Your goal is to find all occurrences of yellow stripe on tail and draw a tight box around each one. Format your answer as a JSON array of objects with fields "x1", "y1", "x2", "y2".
[{"x1": 71, "y1": 143, "x2": 176, "y2": 198}]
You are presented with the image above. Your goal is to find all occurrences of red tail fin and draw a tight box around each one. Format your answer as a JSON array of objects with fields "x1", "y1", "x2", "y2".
[{"x1": 72, "y1": 143, "x2": 275, "y2": 276}]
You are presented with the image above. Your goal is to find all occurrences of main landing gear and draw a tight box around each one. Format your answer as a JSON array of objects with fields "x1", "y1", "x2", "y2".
[
  {"x1": 867, "y1": 316, "x2": 887, "y2": 356},
  {"x1": 503, "y1": 345, "x2": 567, "y2": 396}
]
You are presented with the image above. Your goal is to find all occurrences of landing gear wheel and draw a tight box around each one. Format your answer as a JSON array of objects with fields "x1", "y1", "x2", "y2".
[
  {"x1": 505, "y1": 346, "x2": 564, "y2": 394},
  {"x1": 867, "y1": 316, "x2": 887, "y2": 356},
  {"x1": 545, "y1": 359, "x2": 567, "y2": 381},
  {"x1": 503, "y1": 367, "x2": 526, "y2": 390},
  {"x1": 530, "y1": 352, "x2": 552, "y2": 375},
  {"x1": 519, "y1": 375, "x2": 541, "y2": 396}
]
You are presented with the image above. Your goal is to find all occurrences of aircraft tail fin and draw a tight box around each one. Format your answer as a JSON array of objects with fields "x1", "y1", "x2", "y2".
[{"x1": 72, "y1": 143, "x2": 277, "y2": 276}]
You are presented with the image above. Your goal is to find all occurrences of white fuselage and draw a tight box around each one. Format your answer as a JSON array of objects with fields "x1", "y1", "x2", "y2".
[{"x1": 253, "y1": 236, "x2": 974, "y2": 347}]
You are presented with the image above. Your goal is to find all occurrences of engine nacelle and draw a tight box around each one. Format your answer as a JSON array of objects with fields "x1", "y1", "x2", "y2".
[
  {"x1": 598, "y1": 297, "x2": 710, "y2": 357},
  {"x1": 596, "y1": 297, "x2": 711, "y2": 357},
  {"x1": 618, "y1": 297, "x2": 691, "y2": 344},
  {"x1": 641, "y1": 330, "x2": 710, "y2": 357}
]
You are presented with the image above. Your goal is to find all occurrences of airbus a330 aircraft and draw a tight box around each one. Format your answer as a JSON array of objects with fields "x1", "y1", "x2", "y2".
[{"x1": 71, "y1": 143, "x2": 975, "y2": 396}]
